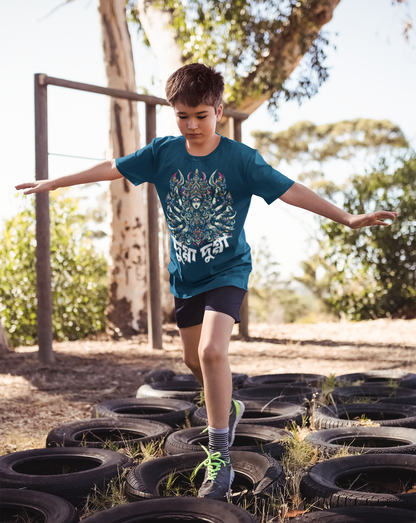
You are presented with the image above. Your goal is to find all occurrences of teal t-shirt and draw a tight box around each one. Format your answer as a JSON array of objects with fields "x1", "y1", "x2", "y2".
[{"x1": 115, "y1": 135, "x2": 294, "y2": 298}]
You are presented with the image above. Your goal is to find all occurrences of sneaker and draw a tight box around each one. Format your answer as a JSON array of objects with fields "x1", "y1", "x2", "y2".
[
  {"x1": 192, "y1": 445, "x2": 234, "y2": 499},
  {"x1": 228, "y1": 399, "x2": 245, "y2": 447}
]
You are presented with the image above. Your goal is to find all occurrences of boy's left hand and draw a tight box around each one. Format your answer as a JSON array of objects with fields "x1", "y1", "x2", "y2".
[{"x1": 348, "y1": 211, "x2": 398, "y2": 229}]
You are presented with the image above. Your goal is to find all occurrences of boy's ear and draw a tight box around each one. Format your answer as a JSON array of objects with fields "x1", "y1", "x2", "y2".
[{"x1": 216, "y1": 104, "x2": 223, "y2": 122}]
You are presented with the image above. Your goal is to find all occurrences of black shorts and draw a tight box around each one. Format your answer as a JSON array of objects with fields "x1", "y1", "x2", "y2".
[{"x1": 174, "y1": 286, "x2": 247, "y2": 329}]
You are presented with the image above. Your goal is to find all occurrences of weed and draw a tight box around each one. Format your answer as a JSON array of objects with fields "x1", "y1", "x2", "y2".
[
  {"x1": 280, "y1": 424, "x2": 318, "y2": 511},
  {"x1": 195, "y1": 389, "x2": 206, "y2": 408},
  {"x1": 80, "y1": 468, "x2": 130, "y2": 518}
]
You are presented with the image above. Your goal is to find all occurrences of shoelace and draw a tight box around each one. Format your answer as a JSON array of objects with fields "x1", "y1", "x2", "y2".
[{"x1": 191, "y1": 445, "x2": 228, "y2": 481}]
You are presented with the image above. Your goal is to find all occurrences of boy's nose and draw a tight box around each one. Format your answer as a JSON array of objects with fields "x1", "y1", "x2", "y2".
[{"x1": 188, "y1": 119, "x2": 198, "y2": 129}]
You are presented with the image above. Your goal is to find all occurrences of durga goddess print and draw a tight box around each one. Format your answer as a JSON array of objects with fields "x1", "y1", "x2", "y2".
[{"x1": 166, "y1": 169, "x2": 236, "y2": 247}]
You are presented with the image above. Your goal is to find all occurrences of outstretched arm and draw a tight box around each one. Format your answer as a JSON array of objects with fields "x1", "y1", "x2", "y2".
[
  {"x1": 279, "y1": 182, "x2": 398, "y2": 229},
  {"x1": 15, "y1": 160, "x2": 123, "y2": 195}
]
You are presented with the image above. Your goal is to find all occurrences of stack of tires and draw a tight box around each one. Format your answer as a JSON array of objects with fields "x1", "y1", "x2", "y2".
[
  {"x1": 1, "y1": 369, "x2": 416, "y2": 522},
  {"x1": 296, "y1": 370, "x2": 416, "y2": 521}
]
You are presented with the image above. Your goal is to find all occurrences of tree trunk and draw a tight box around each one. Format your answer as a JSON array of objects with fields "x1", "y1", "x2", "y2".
[
  {"x1": 0, "y1": 315, "x2": 10, "y2": 353},
  {"x1": 98, "y1": 0, "x2": 147, "y2": 336}
]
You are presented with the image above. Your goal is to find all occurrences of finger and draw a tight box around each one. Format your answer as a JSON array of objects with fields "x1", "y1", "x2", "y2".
[{"x1": 15, "y1": 183, "x2": 36, "y2": 190}]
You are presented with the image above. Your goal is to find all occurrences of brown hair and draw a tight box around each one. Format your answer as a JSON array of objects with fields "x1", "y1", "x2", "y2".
[{"x1": 165, "y1": 63, "x2": 224, "y2": 112}]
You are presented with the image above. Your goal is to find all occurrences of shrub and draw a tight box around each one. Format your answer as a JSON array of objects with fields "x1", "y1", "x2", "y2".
[{"x1": 0, "y1": 193, "x2": 108, "y2": 347}]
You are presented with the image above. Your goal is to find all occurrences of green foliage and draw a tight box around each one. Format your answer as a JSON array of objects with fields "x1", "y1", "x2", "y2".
[
  {"x1": 0, "y1": 193, "x2": 108, "y2": 347},
  {"x1": 318, "y1": 156, "x2": 416, "y2": 320},
  {"x1": 252, "y1": 119, "x2": 408, "y2": 165},
  {"x1": 127, "y1": 0, "x2": 331, "y2": 113}
]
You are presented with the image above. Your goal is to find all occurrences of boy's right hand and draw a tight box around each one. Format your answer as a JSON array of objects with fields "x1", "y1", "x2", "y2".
[{"x1": 15, "y1": 179, "x2": 55, "y2": 195}]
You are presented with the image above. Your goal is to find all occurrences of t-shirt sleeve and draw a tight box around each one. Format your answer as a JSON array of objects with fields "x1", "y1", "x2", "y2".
[
  {"x1": 115, "y1": 141, "x2": 156, "y2": 186},
  {"x1": 245, "y1": 150, "x2": 295, "y2": 204}
]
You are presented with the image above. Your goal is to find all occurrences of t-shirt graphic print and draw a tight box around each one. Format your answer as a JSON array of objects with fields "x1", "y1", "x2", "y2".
[
  {"x1": 166, "y1": 168, "x2": 236, "y2": 266},
  {"x1": 115, "y1": 135, "x2": 294, "y2": 298}
]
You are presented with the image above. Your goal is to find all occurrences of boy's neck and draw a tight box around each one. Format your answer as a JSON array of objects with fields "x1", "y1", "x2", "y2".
[{"x1": 185, "y1": 133, "x2": 221, "y2": 157}]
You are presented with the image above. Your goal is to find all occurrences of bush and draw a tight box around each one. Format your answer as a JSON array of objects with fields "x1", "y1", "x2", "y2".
[
  {"x1": 0, "y1": 193, "x2": 108, "y2": 347},
  {"x1": 318, "y1": 156, "x2": 416, "y2": 320}
]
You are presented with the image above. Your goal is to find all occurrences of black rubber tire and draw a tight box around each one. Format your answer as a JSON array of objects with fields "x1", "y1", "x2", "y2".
[
  {"x1": 164, "y1": 425, "x2": 292, "y2": 459},
  {"x1": 331, "y1": 385, "x2": 416, "y2": 405},
  {"x1": 300, "y1": 453, "x2": 416, "y2": 509},
  {"x1": 0, "y1": 488, "x2": 79, "y2": 523},
  {"x1": 191, "y1": 401, "x2": 306, "y2": 429},
  {"x1": 46, "y1": 418, "x2": 172, "y2": 448},
  {"x1": 91, "y1": 398, "x2": 197, "y2": 428},
  {"x1": 125, "y1": 450, "x2": 285, "y2": 502},
  {"x1": 243, "y1": 373, "x2": 326, "y2": 388},
  {"x1": 335, "y1": 371, "x2": 416, "y2": 389},
  {"x1": 290, "y1": 506, "x2": 416, "y2": 522},
  {"x1": 81, "y1": 497, "x2": 258, "y2": 522},
  {"x1": 175, "y1": 372, "x2": 248, "y2": 388},
  {"x1": 0, "y1": 447, "x2": 132, "y2": 507},
  {"x1": 144, "y1": 368, "x2": 176, "y2": 383},
  {"x1": 136, "y1": 381, "x2": 202, "y2": 403},
  {"x1": 233, "y1": 384, "x2": 320, "y2": 404},
  {"x1": 305, "y1": 426, "x2": 416, "y2": 456},
  {"x1": 312, "y1": 403, "x2": 416, "y2": 429}
]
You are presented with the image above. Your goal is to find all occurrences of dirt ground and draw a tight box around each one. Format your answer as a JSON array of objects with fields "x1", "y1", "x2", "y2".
[{"x1": 1, "y1": 319, "x2": 415, "y2": 455}]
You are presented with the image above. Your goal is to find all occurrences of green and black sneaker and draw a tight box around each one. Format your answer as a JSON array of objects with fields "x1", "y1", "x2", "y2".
[
  {"x1": 228, "y1": 399, "x2": 245, "y2": 447},
  {"x1": 192, "y1": 445, "x2": 234, "y2": 500}
]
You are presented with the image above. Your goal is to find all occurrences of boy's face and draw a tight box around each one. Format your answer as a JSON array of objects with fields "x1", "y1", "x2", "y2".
[{"x1": 174, "y1": 102, "x2": 223, "y2": 146}]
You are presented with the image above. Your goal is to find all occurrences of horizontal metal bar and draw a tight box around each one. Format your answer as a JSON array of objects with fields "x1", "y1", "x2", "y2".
[
  {"x1": 49, "y1": 152, "x2": 106, "y2": 161},
  {"x1": 37, "y1": 74, "x2": 249, "y2": 120}
]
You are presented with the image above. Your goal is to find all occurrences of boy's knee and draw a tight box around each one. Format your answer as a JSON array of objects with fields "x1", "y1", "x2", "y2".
[{"x1": 198, "y1": 343, "x2": 226, "y2": 365}]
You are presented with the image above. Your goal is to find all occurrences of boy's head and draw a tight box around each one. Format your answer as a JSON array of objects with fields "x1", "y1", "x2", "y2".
[{"x1": 165, "y1": 63, "x2": 224, "y2": 113}]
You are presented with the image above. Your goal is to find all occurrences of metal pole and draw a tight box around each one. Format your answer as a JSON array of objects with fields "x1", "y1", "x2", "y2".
[
  {"x1": 145, "y1": 104, "x2": 163, "y2": 350},
  {"x1": 34, "y1": 74, "x2": 55, "y2": 364},
  {"x1": 233, "y1": 118, "x2": 249, "y2": 339}
]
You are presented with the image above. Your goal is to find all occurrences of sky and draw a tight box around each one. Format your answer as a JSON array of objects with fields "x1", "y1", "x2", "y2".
[{"x1": 1, "y1": 0, "x2": 415, "y2": 280}]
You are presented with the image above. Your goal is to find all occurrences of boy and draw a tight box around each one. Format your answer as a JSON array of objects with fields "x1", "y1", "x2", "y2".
[{"x1": 16, "y1": 63, "x2": 397, "y2": 500}]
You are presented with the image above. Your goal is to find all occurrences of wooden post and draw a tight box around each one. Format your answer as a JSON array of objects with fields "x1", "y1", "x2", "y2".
[
  {"x1": 145, "y1": 104, "x2": 163, "y2": 350},
  {"x1": 34, "y1": 74, "x2": 55, "y2": 365},
  {"x1": 233, "y1": 117, "x2": 249, "y2": 339}
]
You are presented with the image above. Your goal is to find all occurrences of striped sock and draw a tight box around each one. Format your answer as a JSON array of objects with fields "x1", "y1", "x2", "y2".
[{"x1": 208, "y1": 426, "x2": 230, "y2": 461}]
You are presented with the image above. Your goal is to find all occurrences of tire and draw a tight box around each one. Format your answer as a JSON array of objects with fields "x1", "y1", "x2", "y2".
[
  {"x1": 312, "y1": 403, "x2": 416, "y2": 429},
  {"x1": 164, "y1": 425, "x2": 292, "y2": 459},
  {"x1": 0, "y1": 489, "x2": 79, "y2": 523},
  {"x1": 175, "y1": 372, "x2": 248, "y2": 388},
  {"x1": 331, "y1": 385, "x2": 416, "y2": 405},
  {"x1": 46, "y1": 418, "x2": 172, "y2": 449},
  {"x1": 243, "y1": 373, "x2": 326, "y2": 388},
  {"x1": 0, "y1": 447, "x2": 132, "y2": 507},
  {"x1": 81, "y1": 497, "x2": 258, "y2": 522},
  {"x1": 290, "y1": 506, "x2": 416, "y2": 522},
  {"x1": 305, "y1": 426, "x2": 416, "y2": 457},
  {"x1": 144, "y1": 368, "x2": 176, "y2": 383},
  {"x1": 233, "y1": 385, "x2": 320, "y2": 404},
  {"x1": 335, "y1": 371, "x2": 416, "y2": 389},
  {"x1": 125, "y1": 450, "x2": 285, "y2": 502},
  {"x1": 91, "y1": 398, "x2": 197, "y2": 428},
  {"x1": 300, "y1": 453, "x2": 416, "y2": 509},
  {"x1": 136, "y1": 381, "x2": 202, "y2": 403},
  {"x1": 191, "y1": 401, "x2": 306, "y2": 429}
]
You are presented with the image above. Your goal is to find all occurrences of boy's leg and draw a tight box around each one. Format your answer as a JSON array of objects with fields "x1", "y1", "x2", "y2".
[
  {"x1": 195, "y1": 310, "x2": 236, "y2": 499},
  {"x1": 198, "y1": 310, "x2": 234, "y2": 428},
  {"x1": 179, "y1": 324, "x2": 204, "y2": 386}
]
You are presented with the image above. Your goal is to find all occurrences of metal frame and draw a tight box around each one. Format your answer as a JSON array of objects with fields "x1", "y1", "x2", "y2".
[{"x1": 34, "y1": 73, "x2": 249, "y2": 364}]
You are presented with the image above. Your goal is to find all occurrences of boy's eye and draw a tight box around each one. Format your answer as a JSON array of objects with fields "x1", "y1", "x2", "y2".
[{"x1": 197, "y1": 116, "x2": 207, "y2": 119}]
